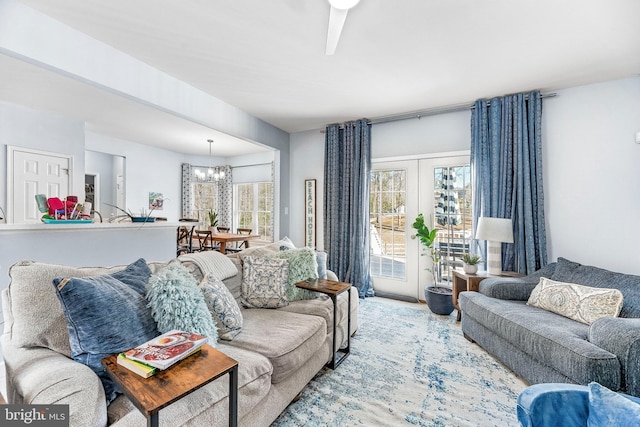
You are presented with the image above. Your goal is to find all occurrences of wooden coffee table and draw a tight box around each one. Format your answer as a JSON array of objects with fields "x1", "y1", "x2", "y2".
[
  {"x1": 102, "y1": 344, "x2": 238, "y2": 427},
  {"x1": 295, "y1": 278, "x2": 352, "y2": 369}
]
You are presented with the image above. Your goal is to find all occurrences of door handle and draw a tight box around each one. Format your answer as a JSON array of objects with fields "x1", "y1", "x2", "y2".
[{"x1": 410, "y1": 234, "x2": 416, "y2": 240}]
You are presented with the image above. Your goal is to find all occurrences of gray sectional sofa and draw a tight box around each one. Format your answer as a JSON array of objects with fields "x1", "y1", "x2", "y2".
[
  {"x1": 460, "y1": 257, "x2": 640, "y2": 397},
  {"x1": 1, "y1": 249, "x2": 358, "y2": 426}
]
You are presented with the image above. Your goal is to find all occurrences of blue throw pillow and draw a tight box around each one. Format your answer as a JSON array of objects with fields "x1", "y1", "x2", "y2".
[
  {"x1": 587, "y1": 382, "x2": 640, "y2": 426},
  {"x1": 52, "y1": 258, "x2": 159, "y2": 404},
  {"x1": 146, "y1": 261, "x2": 218, "y2": 342}
]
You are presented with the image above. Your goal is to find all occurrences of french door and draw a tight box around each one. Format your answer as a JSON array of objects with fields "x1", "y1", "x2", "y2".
[
  {"x1": 419, "y1": 156, "x2": 472, "y2": 287},
  {"x1": 370, "y1": 155, "x2": 471, "y2": 301},
  {"x1": 370, "y1": 160, "x2": 419, "y2": 299}
]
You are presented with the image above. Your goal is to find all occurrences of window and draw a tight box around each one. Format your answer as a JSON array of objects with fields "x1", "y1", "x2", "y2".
[
  {"x1": 192, "y1": 182, "x2": 217, "y2": 227},
  {"x1": 235, "y1": 182, "x2": 273, "y2": 241},
  {"x1": 369, "y1": 170, "x2": 406, "y2": 279},
  {"x1": 433, "y1": 164, "x2": 472, "y2": 283}
]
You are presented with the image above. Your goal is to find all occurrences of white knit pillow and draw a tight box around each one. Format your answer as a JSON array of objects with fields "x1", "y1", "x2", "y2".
[
  {"x1": 178, "y1": 250, "x2": 238, "y2": 282},
  {"x1": 527, "y1": 277, "x2": 623, "y2": 325}
]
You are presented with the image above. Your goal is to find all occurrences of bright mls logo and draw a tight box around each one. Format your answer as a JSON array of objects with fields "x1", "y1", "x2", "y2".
[{"x1": 1, "y1": 405, "x2": 69, "y2": 426}]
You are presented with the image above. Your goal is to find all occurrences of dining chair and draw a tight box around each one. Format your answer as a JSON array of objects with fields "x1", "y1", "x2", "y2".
[
  {"x1": 193, "y1": 230, "x2": 216, "y2": 252},
  {"x1": 217, "y1": 226, "x2": 230, "y2": 233},
  {"x1": 176, "y1": 225, "x2": 195, "y2": 256},
  {"x1": 226, "y1": 228, "x2": 253, "y2": 253}
]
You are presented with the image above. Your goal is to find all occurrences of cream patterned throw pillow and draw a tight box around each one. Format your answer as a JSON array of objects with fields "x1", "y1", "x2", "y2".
[
  {"x1": 241, "y1": 256, "x2": 289, "y2": 308},
  {"x1": 527, "y1": 277, "x2": 623, "y2": 325},
  {"x1": 200, "y1": 273, "x2": 243, "y2": 340}
]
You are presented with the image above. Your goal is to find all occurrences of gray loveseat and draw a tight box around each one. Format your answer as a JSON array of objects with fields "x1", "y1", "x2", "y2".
[
  {"x1": 1, "y1": 250, "x2": 358, "y2": 426},
  {"x1": 460, "y1": 257, "x2": 640, "y2": 397}
]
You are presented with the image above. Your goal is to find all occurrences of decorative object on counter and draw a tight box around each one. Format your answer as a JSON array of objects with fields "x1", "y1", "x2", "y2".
[
  {"x1": 132, "y1": 209, "x2": 156, "y2": 223},
  {"x1": 35, "y1": 194, "x2": 49, "y2": 213},
  {"x1": 131, "y1": 216, "x2": 156, "y2": 223},
  {"x1": 106, "y1": 203, "x2": 156, "y2": 223},
  {"x1": 42, "y1": 219, "x2": 93, "y2": 224},
  {"x1": 36, "y1": 194, "x2": 92, "y2": 223},
  {"x1": 81, "y1": 202, "x2": 92, "y2": 219}
]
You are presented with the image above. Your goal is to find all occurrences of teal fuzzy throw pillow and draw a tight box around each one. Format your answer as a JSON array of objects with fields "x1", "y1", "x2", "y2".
[
  {"x1": 269, "y1": 247, "x2": 319, "y2": 301},
  {"x1": 146, "y1": 261, "x2": 218, "y2": 342}
]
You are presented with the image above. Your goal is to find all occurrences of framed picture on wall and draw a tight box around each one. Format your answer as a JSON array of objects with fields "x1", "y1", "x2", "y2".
[
  {"x1": 149, "y1": 192, "x2": 164, "y2": 210},
  {"x1": 304, "y1": 179, "x2": 316, "y2": 248}
]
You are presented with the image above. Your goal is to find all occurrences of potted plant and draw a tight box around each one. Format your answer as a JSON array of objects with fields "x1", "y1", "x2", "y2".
[
  {"x1": 207, "y1": 209, "x2": 218, "y2": 232},
  {"x1": 106, "y1": 204, "x2": 156, "y2": 223},
  {"x1": 461, "y1": 253, "x2": 482, "y2": 275},
  {"x1": 412, "y1": 213, "x2": 454, "y2": 315}
]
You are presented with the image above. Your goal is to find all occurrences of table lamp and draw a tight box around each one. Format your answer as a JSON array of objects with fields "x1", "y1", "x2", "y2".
[{"x1": 475, "y1": 217, "x2": 514, "y2": 275}]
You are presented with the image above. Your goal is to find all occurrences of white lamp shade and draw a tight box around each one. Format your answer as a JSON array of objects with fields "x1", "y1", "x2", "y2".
[
  {"x1": 476, "y1": 217, "x2": 513, "y2": 275},
  {"x1": 475, "y1": 217, "x2": 514, "y2": 243}
]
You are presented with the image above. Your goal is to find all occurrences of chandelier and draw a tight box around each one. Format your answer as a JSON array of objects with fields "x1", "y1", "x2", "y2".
[{"x1": 194, "y1": 139, "x2": 225, "y2": 182}]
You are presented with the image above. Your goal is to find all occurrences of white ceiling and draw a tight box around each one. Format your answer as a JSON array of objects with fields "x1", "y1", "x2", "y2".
[{"x1": 6, "y1": 0, "x2": 640, "y2": 155}]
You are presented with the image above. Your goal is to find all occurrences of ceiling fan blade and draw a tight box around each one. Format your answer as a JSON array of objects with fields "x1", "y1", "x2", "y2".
[{"x1": 325, "y1": 6, "x2": 349, "y2": 55}]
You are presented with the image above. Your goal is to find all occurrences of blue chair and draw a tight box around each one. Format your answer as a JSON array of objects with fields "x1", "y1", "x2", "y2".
[{"x1": 517, "y1": 383, "x2": 640, "y2": 426}]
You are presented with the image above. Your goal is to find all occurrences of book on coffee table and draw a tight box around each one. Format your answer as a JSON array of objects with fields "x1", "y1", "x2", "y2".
[
  {"x1": 117, "y1": 353, "x2": 158, "y2": 378},
  {"x1": 122, "y1": 330, "x2": 207, "y2": 371}
]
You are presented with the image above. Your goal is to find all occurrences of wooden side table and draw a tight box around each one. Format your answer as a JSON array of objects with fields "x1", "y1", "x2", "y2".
[
  {"x1": 452, "y1": 270, "x2": 524, "y2": 321},
  {"x1": 295, "y1": 278, "x2": 352, "y2": 369},
  {"x1": 102, "y1": 344, "x2": 238, "y2": 427}
]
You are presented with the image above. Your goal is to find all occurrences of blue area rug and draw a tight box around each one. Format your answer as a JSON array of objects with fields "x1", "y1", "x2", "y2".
[{"x1": 273, "y1": 297, "x2": 527, "y2": 426}]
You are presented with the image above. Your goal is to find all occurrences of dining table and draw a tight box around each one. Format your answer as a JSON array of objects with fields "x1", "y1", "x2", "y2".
[{"x1": 194, "y1": 231, "x2": 260, "y2": 253}]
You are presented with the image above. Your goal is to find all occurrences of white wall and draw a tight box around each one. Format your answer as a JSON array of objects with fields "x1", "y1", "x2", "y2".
[
  {"x1": 290, "y1": 77, "x2": 640, "y2": 277},
  {"x1": 290, "y1": 130, "x2": 327, "y2": 248},
  {"x1": 86, "y1": 132, "x2": 186, "y2": 221},
  {"x1": 371, "y1": 110, "x2": 471, "y2": 159},
  {"x1": 544, "y1": 77, "x2": 640, "y2": 274},
  {"x1": 0, "y1": 101, "x2": 86, "y2": 209},
  {"x1": 85, "y1": 150, "x2": 118, "y2": 217},
  {"x1": 289, "y1": 110, "x2": 471, "y2": 249}
]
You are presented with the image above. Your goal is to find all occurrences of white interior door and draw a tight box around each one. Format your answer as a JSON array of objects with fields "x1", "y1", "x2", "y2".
[
  {"x1": 9, "y1": 147, "x2": 71, "y2": 224},
  {"x1": 370, "y1": 160, "x2": 419, "y2": 300}
]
